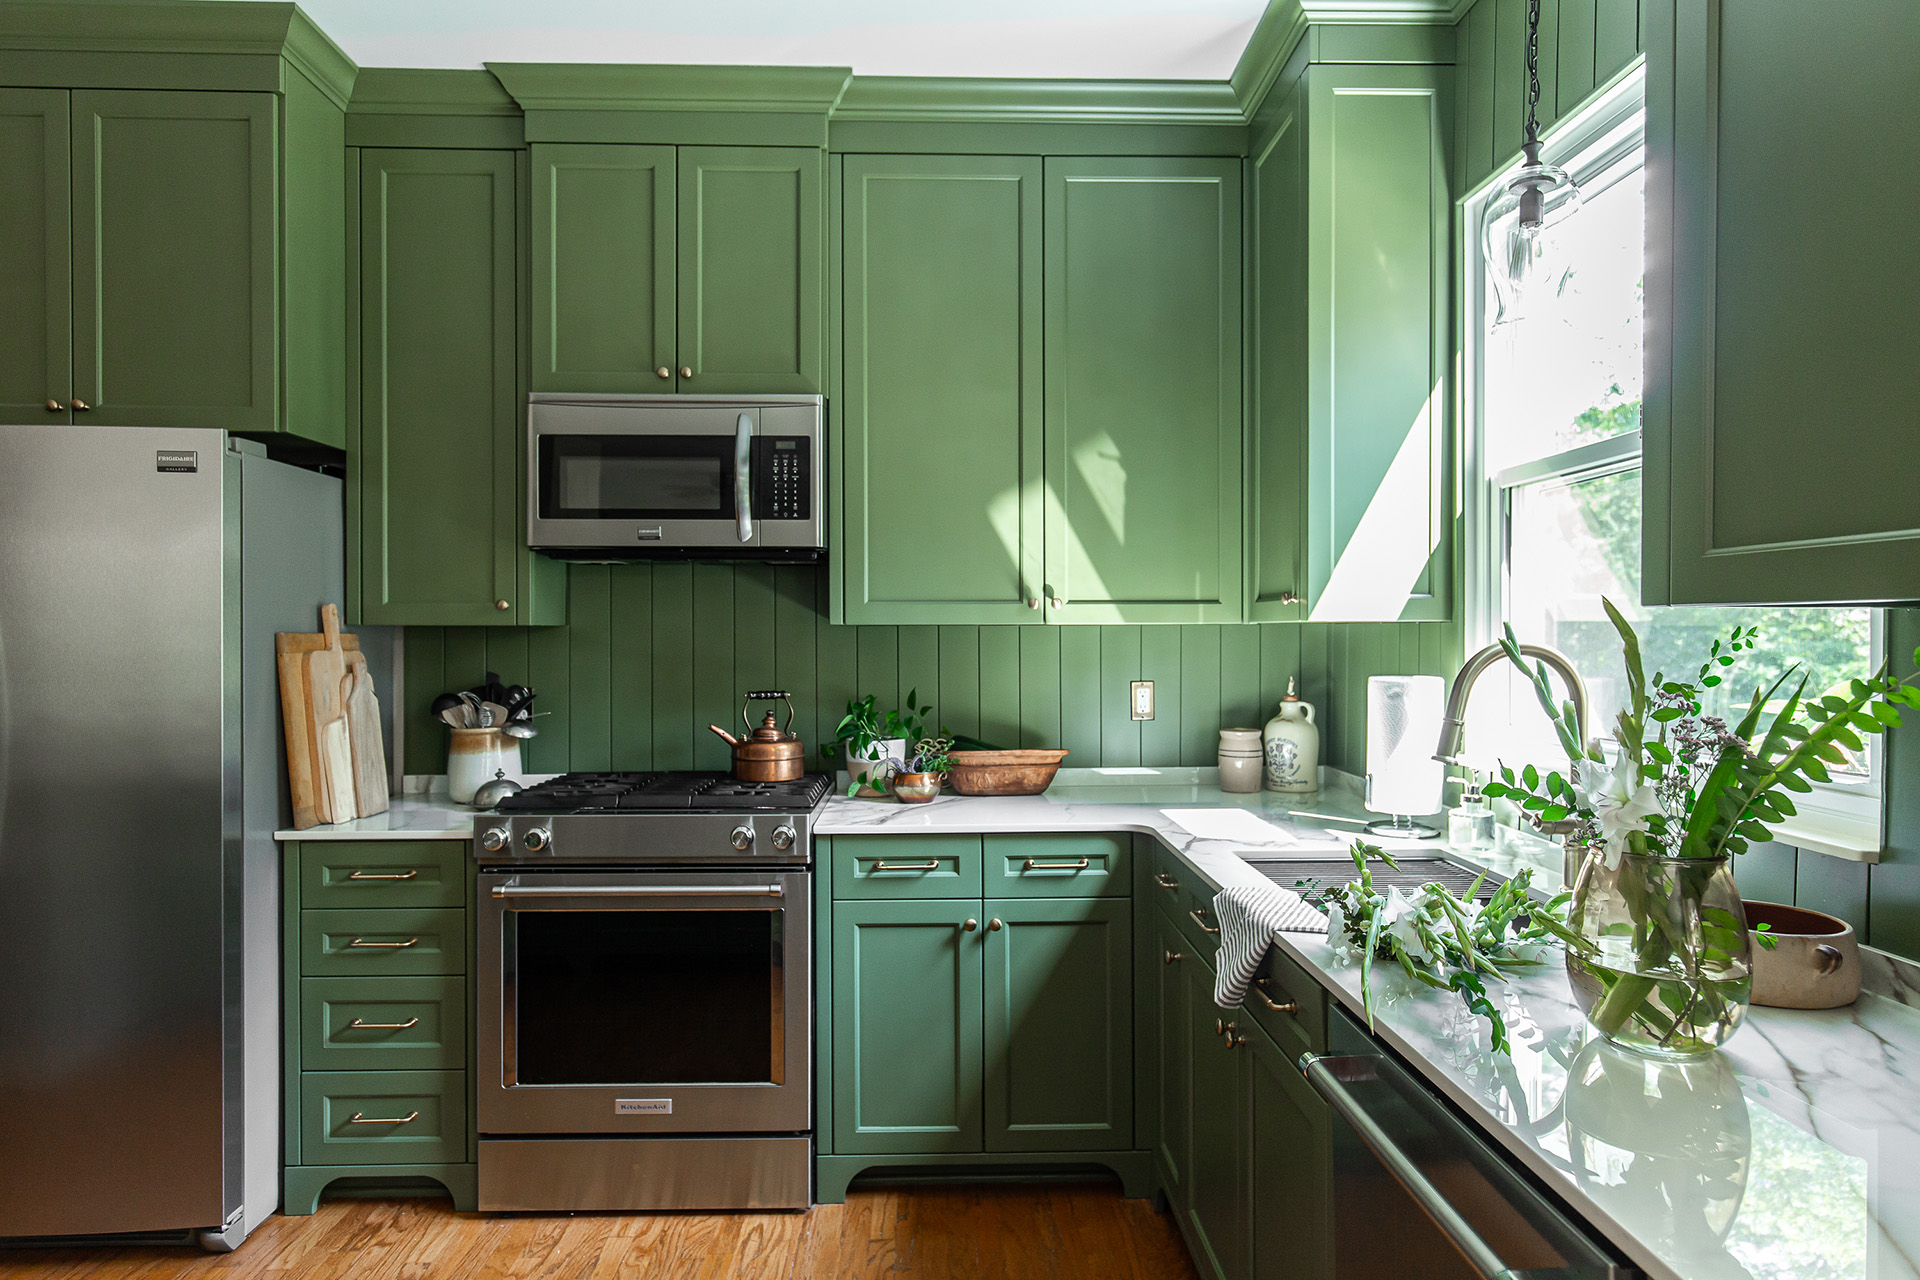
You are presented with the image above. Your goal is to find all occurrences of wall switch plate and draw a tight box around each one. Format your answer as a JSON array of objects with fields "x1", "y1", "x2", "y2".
[{"x1": 1130, "y1": 680, "x2": 1155, "y2": 721}]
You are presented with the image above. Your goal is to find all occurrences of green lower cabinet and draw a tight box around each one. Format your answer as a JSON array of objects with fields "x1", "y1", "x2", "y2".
[
  {"x1": 831, "y1": 897, "x2": 984, "y2": 1155},
  {"x1": 300, "y1": 976, "x2": 466, "y2": 1072},
  {"x1": 983, "y1": 896, "x2": 1132, "y2": 1152},
  {"x1": 1186, "y1": 952, "x2": 1248, "y2": 1280},
  {"x1": 1247, "y1": 1018, "x2": 1331, "y2": 1280},
  {"x1": 300, "y1": 1070, "x2": 467, "y2": 1167},
  {"x1": 1151, "y1": 908, "x2": 1195, "y2": 1210}
]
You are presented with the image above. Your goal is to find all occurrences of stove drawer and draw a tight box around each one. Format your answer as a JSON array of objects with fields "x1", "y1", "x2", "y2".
[
  {"x1": 830, "y1": 834, "x2": 981, "y2": 900},
  {"x1": 302, "y1": 908, "x2": 467, "y2": 977},
  {"x1": 983, "y1": 834, "x2": 1130, "y2": 897},
  {"x1": 301, "y1": 976, "x2": 467, "y2": 1071},
  {"x1": 300, "y1": 1069, "x2": 467, "y2": 1166},
  {"x1": 300, "y1": 842, "x2": 468, "y2": 908}
]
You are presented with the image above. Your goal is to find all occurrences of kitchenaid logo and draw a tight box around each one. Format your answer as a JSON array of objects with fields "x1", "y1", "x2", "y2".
[
  {"x1": 636, "y1": 527, "x2": 663, "y2": 541},
  {"x1": 155, "y1": 451, "x2": 199, "y2": 473},
  {"x1": 615, "y1": 1098, "x2": 672, "y2": 1115}
]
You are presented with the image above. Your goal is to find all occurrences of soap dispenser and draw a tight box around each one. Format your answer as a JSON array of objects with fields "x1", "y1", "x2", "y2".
[{"x1": 1448, "y1": 774, "x2": 1496, "y2": 851}]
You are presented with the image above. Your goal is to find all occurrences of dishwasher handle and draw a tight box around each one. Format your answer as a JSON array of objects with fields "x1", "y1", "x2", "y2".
[{"x1": 1303, "y1": 1052, "x2": 1636, "y2": 1280}]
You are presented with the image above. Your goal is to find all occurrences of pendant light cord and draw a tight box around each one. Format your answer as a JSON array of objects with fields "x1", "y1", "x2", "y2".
[{"x1": 1523, "y1": 0, "x2": 1544, "y2": 155}]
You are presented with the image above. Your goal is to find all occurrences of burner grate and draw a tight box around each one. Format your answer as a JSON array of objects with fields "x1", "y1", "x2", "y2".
[{"x1": 495, "y1": 770, "x2": 831, "y2": 815}]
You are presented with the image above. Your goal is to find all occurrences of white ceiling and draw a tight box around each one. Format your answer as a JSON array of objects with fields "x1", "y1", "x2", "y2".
[{"x1": 276, "y1": 0, "x2": 1269, "y2": 80}]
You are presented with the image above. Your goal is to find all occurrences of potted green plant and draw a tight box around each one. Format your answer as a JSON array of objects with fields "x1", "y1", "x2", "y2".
[
  {"x1": 890, "y1": 737, "x2": 954, "y2": 804},
  {"x1": 833, "y1": 690, "x2": 935, "y2": 797}
]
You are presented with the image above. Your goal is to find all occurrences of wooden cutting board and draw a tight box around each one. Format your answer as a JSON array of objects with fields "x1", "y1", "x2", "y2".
[
  {"x1": 276, "y1": 604, "x2": 365, "y2": 831},
  {"x1": 345, "y1": 650, "x2": 390, "y2": 818}
]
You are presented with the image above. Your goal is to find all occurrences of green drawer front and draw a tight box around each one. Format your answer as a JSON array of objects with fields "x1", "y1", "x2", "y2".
[
  {"x1": 300, "y1": 1070, "x2": 466, "y2": 1166},
  {"x1": 300, "y1": 842, "x2": 469, "y2": 908},
  {"x1": 1175, "y1": 884, "x2": 1221, "y2": 960},
  {"x1": 301, "y1": 908, "x2": 466, "y2": 977},
  {"x1": 983, "y1": 834, "x2": 1131, "y2": 898},
  {"x1": 830, "y1": 834, "x2": 982, "y2": 900},
  {"x1": 1243, "y1": 949, "x2": 1326, "y2": 1058},
  {"x1": 1146, "y1": 842, "x2": 1190, "y2": 916},
  {"x1": 301, "y1": 976, "x2": 467, "y2": 1071}
]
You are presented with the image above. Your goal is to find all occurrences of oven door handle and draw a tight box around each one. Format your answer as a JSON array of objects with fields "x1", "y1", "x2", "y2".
[
  {"x1": 491, "y1": 883, "x2": 786, "y2": 899},
  {"x1": 1304, "y1": 1053, "x2": 1518, "y2": 1280},
  {"x1": 734, "y1": 412, "x2": 753, "y2": 544}
]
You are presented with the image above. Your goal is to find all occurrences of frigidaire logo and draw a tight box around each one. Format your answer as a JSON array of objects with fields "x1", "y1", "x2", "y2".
[
  {"x1": 615, "y1": 1098, "x2": 671, "y2": 1115},
  {"x1": 155, "y1": 451, "x2": 199, "y2": 473}
]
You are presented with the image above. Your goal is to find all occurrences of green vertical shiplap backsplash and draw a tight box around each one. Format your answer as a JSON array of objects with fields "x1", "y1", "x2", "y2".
[{"x1": 402, "y1": 562, "x2": 1466, "y2": 779}]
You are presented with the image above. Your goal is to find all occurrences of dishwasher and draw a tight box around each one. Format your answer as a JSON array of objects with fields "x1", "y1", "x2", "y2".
[{"x1": 1305, "y1": 1005, "x2": 1641, "y2": 1279}]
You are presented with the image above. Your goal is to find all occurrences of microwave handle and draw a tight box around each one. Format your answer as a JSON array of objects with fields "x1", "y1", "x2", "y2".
[{"x1": 734, "y1": 413, "x2": 753, "y2": 544}]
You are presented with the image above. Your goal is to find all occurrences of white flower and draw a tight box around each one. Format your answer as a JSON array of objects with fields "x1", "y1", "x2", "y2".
[
  {"x1": 1325, "y1": 902, "x2": 1354, "y2": 965},
  {"x1": 1591, "y1": 764, "x2": 1661, "y2": 868},
  {"x1": 1380, "y1": 886, "x2": 1435, "y2": 963}
]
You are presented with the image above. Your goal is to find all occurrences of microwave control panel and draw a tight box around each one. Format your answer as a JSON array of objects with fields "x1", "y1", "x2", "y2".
[{"x1": 753, "y1": 437, "x2": 811, "y2": 520}]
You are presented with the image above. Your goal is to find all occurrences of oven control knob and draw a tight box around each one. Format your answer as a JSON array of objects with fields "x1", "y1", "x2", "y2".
[
  {"x1": 730, "y1": 825, "x2": 755, "y2": 851},
  {"x1": 522, "y1": 827, "x2": 551, "y2": 852},
  {"x1": 480, "y1": 826, "x2": 510, "y2": 853},
  {"x1": 771, "y1": 825, "x2": 796, "y2": 851}
]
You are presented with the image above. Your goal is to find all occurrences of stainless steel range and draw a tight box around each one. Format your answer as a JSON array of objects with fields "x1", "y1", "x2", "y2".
[{"x1": 473, "y1": 771, "x2": 829, "y2": 1212}]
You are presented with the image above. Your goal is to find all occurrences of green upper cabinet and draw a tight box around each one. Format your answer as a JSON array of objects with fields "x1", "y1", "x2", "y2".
[
  {"x1": 677, "y1": 146, "x2": 821, "y2": 394},
  {"x1": 530, "y1": 143, "x2": 675, "y2": 393},
  {"x1": 528, "y1": 142, "x2": 822, "y2": 395},
  {"x1": 1644, "y1": 0, "x2": 1920, "y2": 604},
  {"x1": 982, "y1": 896, "x2": 1133, "y2": 1153},
  {"x1": 0, "y1": 88, "x2": 70, "y2": 424},
  {"x1": 1044, "y1": 156, "x2": 1244, "y2": 625},
  {"x1": 840, "y1": 154, "x2": 1044, "y2": 625},
  {"x1": 0, "y1": 80, "x2": 343, "y2": 443},
  {"x1": 356, "y1": 148, "x2": 564, "y2": 627},
  {"x1": 1251, "y1": 64, "x2": 1453, "y2": 624}
]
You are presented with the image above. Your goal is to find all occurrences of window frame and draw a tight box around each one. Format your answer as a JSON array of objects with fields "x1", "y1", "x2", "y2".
[{"x1": 1459, "y1": 60, "x2": 1884, "y2": 841}]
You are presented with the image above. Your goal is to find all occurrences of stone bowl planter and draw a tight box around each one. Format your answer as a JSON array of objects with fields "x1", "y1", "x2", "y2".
[{"x1": 1745, "y1": 900, "x2": 1861, "y2": 1009}]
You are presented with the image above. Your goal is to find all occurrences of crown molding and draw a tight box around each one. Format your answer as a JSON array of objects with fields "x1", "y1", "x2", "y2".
[
  {"x1": 1230, "y1": 0, "x2": 1462, "y2": 119},
  {"x1": 833, "y1": 76, "x2": 1245, "y2": 127},
  {"x1": 348, "y1": 68, "x2": 519, "y2": 117},
  {"x1": 486, "y1": 62, "x2": 853, "y2": 115}
]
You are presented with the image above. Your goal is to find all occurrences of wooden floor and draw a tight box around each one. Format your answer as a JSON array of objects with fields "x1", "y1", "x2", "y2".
[{"x1": 0, "y1": 1184, "x2": 1200, "y2": 1280}]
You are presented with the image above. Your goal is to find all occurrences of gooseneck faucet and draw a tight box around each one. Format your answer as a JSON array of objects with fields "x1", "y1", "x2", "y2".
[{"x1": 1433, "y1": 641, "x2": 1589, "y2": 767}]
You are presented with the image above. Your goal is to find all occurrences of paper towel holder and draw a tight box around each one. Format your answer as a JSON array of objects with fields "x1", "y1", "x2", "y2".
[{"x1": 1364, "y1": 675, "x2": 1445, "y2": 839}]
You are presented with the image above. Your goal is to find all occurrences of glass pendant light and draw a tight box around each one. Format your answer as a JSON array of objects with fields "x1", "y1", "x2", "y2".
[{"x1": 1482, "y1": 0, "x2": 1581, "y2": 325}]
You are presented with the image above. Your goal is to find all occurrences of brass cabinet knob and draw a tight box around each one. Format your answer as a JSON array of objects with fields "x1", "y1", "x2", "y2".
[
  {"x1": 962, "y1": 918, "x2": 979, "y2": 932},
  {"x1": 1163, "y1": 949, "x2": 1182, "y2": 965},
  {"x1": 1226, "y1": 1025, "x2": 1244, "y2": 1049},
  {"x1": 988, "y1": 918, "x2": 1003, "y2": 932},
  {"x1": 1279, "y1": 591, "x2": 1301, "y2": 605},
  {"x1": 1049, "y1": 597, "x2": 1063, "y2": 610},
  {"x1": 45, "y1": 399, "x2": 63, "y2": 412},
  {"x1": 1215, "y1": 1018, "x2": 1226, "y2": 1037},
  {"x1": 495, "y1": 599, "x2": 510, "y2": 611},
  {"x1": 1027, "y1": 598, "x2": 1040, "y2": 610},
  {"x1": 70, "y1": 398, "x2": 90, "y2": 412},
  {"x1": 656, "y1": 366, "x2": 671, "y2": 379},
  {"x1": 679, "y1": 366, "x2": 693, "y2": 379}
]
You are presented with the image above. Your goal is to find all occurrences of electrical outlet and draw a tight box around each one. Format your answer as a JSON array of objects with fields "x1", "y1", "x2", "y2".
[{"x1": 1130, "y1": 680, "x2": 1155, "y2": 721}]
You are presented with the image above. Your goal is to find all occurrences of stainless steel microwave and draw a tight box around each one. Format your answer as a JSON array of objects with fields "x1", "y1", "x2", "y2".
[{"x1": 527, "y1": 393, "x2": 823, "y2": 560}]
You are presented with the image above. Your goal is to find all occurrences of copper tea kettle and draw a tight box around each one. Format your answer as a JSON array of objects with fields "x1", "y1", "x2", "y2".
[{"x1": 709, "y1": 691, "x2": 806, "y2": 782}]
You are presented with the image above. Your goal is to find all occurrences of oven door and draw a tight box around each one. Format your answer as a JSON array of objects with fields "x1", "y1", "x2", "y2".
[{"x1": 478, "y1": 868, "x2": 810, "y2": 1135}]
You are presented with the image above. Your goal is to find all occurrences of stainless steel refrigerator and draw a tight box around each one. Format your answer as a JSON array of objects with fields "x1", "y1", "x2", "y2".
[{"x1": 0, "y1": 425, "x2": 369, "y2": 1248}]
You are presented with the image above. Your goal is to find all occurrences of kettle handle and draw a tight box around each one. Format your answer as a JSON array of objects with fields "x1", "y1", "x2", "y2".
[{"x1": 742, "y1": 690, "x2": 796, "y2": 736}]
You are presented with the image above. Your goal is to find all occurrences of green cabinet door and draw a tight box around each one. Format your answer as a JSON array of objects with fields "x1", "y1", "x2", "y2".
[
  {"x1": 0, "y1": 88, "x2": 71, "y2": 424},
  {"x1": 357, "y1": 149, "x2": 563, "y2": 626},
  {"x1": 530, "y1": 143, "x2": 676, "y2": 393},
  {"x1": 1186, "y1": 953, "x2": 1247, "y2": 1280},
  {"x1": 676, "y1": 146, "x2": 821, "y2": 394},
  {"x1": 832, "y1": 897, "x2": 984, "y2": 1155},
  {"x1": 72, "y1": 89, "x2": 277, "y2": 431},
  {"x1": 1644, "y1": 0, "x2": 1920, "y2": 603},
  {"x1": 1247, "y1": 1018, "x2": 1331, "y2": 1280},
  {"x1": 1301, "y1": 65, "x2": 1453, "y2": 623},
  {"x1": 1247, "y1": 82, "x2": 1307, "y2": 622},
  {"x1": 840, "y1": 154, "x2": 1044, "y2": 625},
  {"x1": 1151, "y1": 908, "x2": 1194, "y2": 1208},
  {"x1": 1042, "y1": 156, "x2": 1243, "y2": 625},
  {"x1": 982, "y1": 896, "x2": 1132, "y2": 1152}
]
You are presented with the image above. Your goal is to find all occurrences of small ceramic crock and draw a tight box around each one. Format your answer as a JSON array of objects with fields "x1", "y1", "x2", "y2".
[{"x1": 1744, "y1": 900, "x2": 1861, "y2": 1009}]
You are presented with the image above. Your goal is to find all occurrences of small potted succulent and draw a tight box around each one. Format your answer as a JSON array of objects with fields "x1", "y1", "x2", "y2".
[
  {"x1": 890, "y1": 737, "x2": 954, "y2": 804},
  {"x1": 833, "y1": 690, "x2": 935, "y2": 798}
]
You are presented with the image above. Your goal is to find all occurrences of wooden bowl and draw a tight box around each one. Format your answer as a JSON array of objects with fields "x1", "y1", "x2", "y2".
[
  {"x1": 944, "y1": 749, "x2": 1069, "y2": 796},
  {"x1": 1745, "y1": 900, "x2": 1860, "y2": 1009}
]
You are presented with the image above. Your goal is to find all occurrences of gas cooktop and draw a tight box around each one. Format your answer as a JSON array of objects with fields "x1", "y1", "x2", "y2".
[{"x1": 494, "y1": 770, "x2": 832, "y2": 815}]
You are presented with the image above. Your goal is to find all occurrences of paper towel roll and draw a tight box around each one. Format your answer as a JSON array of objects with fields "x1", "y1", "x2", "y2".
[{"x1": 1365, "y1": 675, "x2": 1445, "y2": 816}]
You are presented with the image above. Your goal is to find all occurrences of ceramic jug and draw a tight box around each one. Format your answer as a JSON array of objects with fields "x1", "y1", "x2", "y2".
[{"x1": 1262, "y1": 678, "x2": 1320, "y2": 794}]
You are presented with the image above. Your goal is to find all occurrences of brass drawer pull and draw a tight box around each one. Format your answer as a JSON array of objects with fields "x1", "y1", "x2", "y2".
[
  {"x1": 1253, "y1": 979, "x2": 1299, "y2": 1016},
  {"x1": 1188, "y1": 909, "x2": 1220, "y2": 936},
  {"x1": 345, "y1": 1017, "x2": 420, "y2": 1031},
  {"x1": 1154, "y1": 872, "x2": 1179, "y2": 892},
  {"x1": 347, "y1": 869, "x2": 419, "y2": 881},
  {"x1": 873, "y1": 860, "x2": 940, "y2": 872},
  {"x1": 346, "y1": 937, "x2": 420, "y2": 949},
  {"x1": 347, "y1": 1110, "x2": 419, "y2": 1126},
  {"x1": 1023, "y1": 857, "x2": 1090, "y2": 871}
]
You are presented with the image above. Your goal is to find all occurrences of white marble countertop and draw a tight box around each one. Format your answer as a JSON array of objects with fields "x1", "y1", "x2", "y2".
[{"x1": 280, "y1": 772, "x2": 1915, "y2": 1278}]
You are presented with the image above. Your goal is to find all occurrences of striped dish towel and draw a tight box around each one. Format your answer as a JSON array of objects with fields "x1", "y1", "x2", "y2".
[{"x1": 1212, "y1": 882, "x2": 1327, "y2": 1009}]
